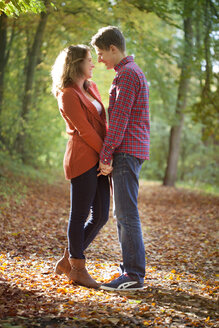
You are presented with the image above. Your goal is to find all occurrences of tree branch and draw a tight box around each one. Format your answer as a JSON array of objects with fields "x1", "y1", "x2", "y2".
[{"x1": 209, "y1": 0, "x2": 219, "y2": 19}]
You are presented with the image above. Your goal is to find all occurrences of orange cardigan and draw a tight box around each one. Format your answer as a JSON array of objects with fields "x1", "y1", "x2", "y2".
[{"x1": 57, "y1": 81, "x2": 107, "y2": 179}]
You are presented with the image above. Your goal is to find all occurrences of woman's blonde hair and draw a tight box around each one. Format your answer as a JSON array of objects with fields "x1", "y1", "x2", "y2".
[{"x1": 51, "y1": 45, "x2": 90, "y2": 97}]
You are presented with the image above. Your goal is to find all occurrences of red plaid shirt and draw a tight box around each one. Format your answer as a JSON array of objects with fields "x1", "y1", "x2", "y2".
[{"x1": 100, "y1": 56, "x2": 150, "y2": 165}]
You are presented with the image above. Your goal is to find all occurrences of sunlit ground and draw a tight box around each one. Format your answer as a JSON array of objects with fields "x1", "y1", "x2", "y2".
[{"x1": 0, "y1": 179, "x2": 218, "y2": 327}]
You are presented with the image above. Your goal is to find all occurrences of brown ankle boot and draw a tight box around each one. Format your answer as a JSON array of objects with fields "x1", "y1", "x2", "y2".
[
  {"x1": 68, "y1": 258, "x2": 100, "y2": 289},
  {"x1": 55, "y1": 248, "x2": 71, "y2": 276}
]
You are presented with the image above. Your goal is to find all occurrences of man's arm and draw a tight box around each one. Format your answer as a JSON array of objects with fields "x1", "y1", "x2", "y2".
[{"x1": 99, "y1": 69, "x2": 137, "y2": 166}]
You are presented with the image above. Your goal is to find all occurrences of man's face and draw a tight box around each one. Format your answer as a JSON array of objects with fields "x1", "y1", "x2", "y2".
[{"x1": 95, "y1": 47, "x2": 115, "y2": 70}]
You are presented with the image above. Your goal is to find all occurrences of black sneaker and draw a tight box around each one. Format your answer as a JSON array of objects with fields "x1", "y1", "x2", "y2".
[
  {"x1": 101, "y1": 273, "x2": 144, "y2": 291},
  {"x1": 119, "y1": 263, "x2": 124, "y2": 275}
]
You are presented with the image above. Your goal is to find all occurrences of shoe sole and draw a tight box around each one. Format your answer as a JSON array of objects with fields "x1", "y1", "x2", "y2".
[{"x1": 101, "y1": 286, "x2": 144, "y2": 291}]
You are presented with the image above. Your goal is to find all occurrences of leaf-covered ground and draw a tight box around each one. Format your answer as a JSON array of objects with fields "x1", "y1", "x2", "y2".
[{"x1": 0, "y1": 174, "x2": 218, "y2": 328}]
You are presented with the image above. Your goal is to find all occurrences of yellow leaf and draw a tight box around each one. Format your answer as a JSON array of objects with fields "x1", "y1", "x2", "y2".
[
  {"x1": 96, "y1": 291, "x2": 104, "y2": 296},
  {"x1": 152, "y1": 266, "x2": 157, "y2": 271},
  {"x1": 143, "y1": 321, "x2": 151, "y2": 326},
  {"x1": 129, "y1": 299, "x2": 142, "y2": 304},
  {"x1": 57, "y1": 288, "x2": 67, "y2": 293}
]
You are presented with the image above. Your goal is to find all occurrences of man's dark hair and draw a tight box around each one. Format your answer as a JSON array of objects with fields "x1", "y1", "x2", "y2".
[{"x1": 91, "y1": 26, "x2": 126, "y2": 52}]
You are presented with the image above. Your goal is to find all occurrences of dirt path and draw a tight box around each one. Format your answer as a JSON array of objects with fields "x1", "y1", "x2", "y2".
[{"x1": 0, "y1": 177, "x2": 218, "y2": 327}]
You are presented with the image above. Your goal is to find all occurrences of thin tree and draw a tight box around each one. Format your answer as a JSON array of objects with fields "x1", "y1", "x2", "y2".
[
  {"x1": 0, "y1": 13, "x2": 15, "y2": 144},
  {"x1": 163, "y1": 0, "x2": 194, "y2": 186},
  {"x1": 0, "y1": 13, "x2": 7, "y2": 135},
  {"x1": 15, "y1": 3, "x2": 49, "y2": 160}
]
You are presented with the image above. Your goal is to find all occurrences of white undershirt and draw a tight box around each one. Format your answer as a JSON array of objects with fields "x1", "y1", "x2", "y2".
[{"x1": 92, "y1": 99, "x2": 102, "y2": 115}]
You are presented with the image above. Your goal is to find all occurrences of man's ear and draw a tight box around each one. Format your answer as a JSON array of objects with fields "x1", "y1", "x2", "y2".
[{"x1": 109, "y1": 45, "x2": 118, "y2": 53}]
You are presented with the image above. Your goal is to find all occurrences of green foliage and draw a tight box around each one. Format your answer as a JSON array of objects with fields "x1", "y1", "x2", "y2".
[
  {"x1": 0, "y1": 150, "x2": 62, "y2": 183},
  {"x1": 177, "y1": 181, "x2": 219, "y2": 196},
  {"x1": 0, "y1": 150, "x2": 63, "y2": 207},
  {"x1": 0, "y1": 173, "x2": 26, "y2": 207},
  {"x1": 0, "y1": 0, "x2": 49, "y2": 16},
  {"x1": 179, "y1": 119, "x2": 219, "y2": 185},
  {"x1": 92, "y1": 62, "x2": 115, "y2": 109},
  {"x1": 191, "y1": 85, "x2": 219, "y2": 141},
  {"x1": 140, "y1": 117, "x2": 219, "y2": 187},
  {"x1": 140, "y1": 120, "x2": 170, "y2": 181},
  {"x1": 0, "y1": 0, "x2": 218, "y2": 189},
  {"x1": 187, "y1": 0, "x2": 219, "y2": 141}
]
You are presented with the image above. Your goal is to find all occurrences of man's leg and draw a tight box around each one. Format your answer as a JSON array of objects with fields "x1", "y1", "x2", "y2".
[{"x1": 101, "y1": 153, "x2": 145, "y2": 290}]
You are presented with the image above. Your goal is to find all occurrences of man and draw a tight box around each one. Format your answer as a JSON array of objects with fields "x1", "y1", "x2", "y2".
[{"x1": 91, "y1": 26, "x2": 150, "y2": 291}]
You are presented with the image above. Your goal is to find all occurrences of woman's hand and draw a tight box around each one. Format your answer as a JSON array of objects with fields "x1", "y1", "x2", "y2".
[{"x1": 97, "y1": 161, "x2": 113, "y2": 176}]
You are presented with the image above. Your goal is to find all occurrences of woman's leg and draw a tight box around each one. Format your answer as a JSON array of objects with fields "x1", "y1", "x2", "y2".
[
  {"x1": 83, "y1": 174, "x2": 110, "y2": 250},
  {"x1": 68, "y1": 165, "x2": 98, "y2": 259}
]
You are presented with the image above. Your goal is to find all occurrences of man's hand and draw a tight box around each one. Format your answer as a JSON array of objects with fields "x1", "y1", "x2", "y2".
[{"x1": 97, "y1": 161, "x2": 113, "y2": 176}]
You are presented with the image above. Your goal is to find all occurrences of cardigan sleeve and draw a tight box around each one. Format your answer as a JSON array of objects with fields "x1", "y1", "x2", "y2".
[{"x1": 59, "y1": 89, "x2": 103, "y2": 154}]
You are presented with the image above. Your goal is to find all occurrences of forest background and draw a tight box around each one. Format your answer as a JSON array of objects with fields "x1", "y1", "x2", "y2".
[{"x1": 0, "y1": 0, "x2": 218, "y2": 192}]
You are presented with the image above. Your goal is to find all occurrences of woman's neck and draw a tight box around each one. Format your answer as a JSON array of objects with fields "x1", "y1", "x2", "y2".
[{"x1": 76, "y1": 78, "x2": 86, "y2": 92}]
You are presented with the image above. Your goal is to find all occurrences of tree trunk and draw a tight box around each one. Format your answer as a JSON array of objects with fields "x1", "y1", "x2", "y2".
[
  {"x1": 0, "y1": 13, "x2": 7, "y2": 142},
  {"x1": 202, "y1": 0, "x2": 212, "y2": 143},
  {"x1": 15, "y1": 10, "x2": 48, "y2": 159},
  {"x1": 163, "y1": 1, "x2": 193, "y2": 186},
  {"x1": 203, "y1": 0, "x2": 211, "y2": 95}
]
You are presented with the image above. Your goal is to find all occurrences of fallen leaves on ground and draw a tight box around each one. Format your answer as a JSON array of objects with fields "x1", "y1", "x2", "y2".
[{"x1": 0, "y1": 176, "x2": 218, "y2": 327}]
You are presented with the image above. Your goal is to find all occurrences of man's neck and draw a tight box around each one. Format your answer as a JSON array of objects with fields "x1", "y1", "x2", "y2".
[{"x1": 114, "y1": 53, "x2": 126, "y2": 67}]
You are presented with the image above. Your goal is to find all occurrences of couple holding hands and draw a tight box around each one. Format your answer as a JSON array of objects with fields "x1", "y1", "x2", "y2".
[{"x1": 51, "y1": 26, "x2": 150, "y2": 291}]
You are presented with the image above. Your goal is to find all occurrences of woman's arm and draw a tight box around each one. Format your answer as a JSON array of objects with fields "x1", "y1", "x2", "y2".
[{"x1": 59, "y1": 89, "x2": 103, "y2": 153}]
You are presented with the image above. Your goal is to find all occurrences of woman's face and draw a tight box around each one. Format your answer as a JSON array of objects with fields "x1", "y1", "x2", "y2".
[{"x1": 82, "y1": 51, "x2": 95, "y2": 79}]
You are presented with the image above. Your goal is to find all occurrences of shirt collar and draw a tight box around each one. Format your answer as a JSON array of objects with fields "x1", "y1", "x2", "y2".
[{"x1": 114, "y1": 56, "x2": 134, "y2": 72}]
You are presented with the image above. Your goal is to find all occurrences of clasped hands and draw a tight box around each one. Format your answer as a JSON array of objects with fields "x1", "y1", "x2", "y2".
[{"x1": 97, "y1": 160, "x2": 113, "y2": 176}]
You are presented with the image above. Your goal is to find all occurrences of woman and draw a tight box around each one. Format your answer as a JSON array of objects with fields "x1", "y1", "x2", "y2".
[{"x1": 51, "y1": 45, "x2": 111, "y2": 289}]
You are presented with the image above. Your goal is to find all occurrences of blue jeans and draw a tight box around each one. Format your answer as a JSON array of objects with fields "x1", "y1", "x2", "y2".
[
  {"x1": 68, "y1": 164, "x2": 110, "y2": 259},
  {"x1": 112, "y1": 153, "x2": 145, "y2": 283}
]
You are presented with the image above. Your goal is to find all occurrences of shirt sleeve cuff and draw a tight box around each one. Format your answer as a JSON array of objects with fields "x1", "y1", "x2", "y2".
[{"x1": 99, "y1": 145, "x2": 114, "y2": 165}]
